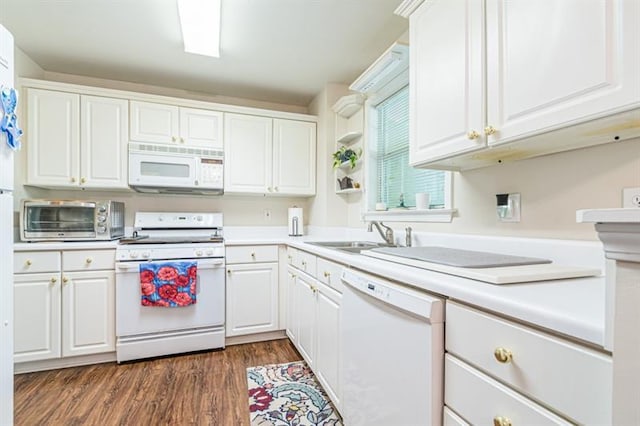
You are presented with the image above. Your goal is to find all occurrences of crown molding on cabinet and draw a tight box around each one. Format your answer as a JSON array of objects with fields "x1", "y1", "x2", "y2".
[{"x1": 18, "y1": 78, "x2": 317, "y2": 123}]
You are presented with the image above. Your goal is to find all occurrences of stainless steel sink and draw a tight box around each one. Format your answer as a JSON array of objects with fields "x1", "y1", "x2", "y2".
[{"x1": 306, "y1": 241, "x2": 394, "y2": 253}]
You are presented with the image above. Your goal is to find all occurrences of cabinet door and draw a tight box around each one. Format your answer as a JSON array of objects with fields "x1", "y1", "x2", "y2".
[
  {"x1": 272, "y1": 119, "x2": 316, "y2": 196},
  {"x1": 486, "y1": 0, "x2": 640, "y2": 146},
  {"x1": 315, "y1": 282, "x2": 342, "y2": 411},
  {"x1": 27, "y1": 89, "x2": 80, "y2": 187},
  {"x1": 295, "y1": 274, "x2": 317, "y2": 367},
  {"x1": 224, "y1": 113, "x2": 273, "y2": 194},
  {"x1": 226, "y1": 262, "x2": 279, "y2": 337},
  {"x1": 179, "y1": 107, "x2": 223, "y2": 148},
  {"x1": 409, "y1": 0, "x2": 485, "y2": 166},
  {"x1": 13, "y1": 272, "x2": 61, "y2": 362},
  {"x1": 81, "y1": 95, "x2": 129, "y2": 189},
  {"x1": 285, "y1": 267, "x2": 298, "y2": 343},
  {"x1": 130, "y1": 101, "x2": 179, "y2": 144},
  {"x1": 61, "y1": 270, "x2": 115, "y2": 357}
]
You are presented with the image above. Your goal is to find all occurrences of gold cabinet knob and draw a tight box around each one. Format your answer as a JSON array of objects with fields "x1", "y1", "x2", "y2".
[
  {"x1": 484, "y1": 125, "x2": 497, "y2": 136},
  {"x1": 62, "y1": 276, "x2": 69, "y2": 284},
  {"x1": 171, "y1": 136, "x2": 177, "y2": 142},
  {"x1": 25, "y1": 260, "x2": 32, "y2": 267},
  {"x1": 493, "y1": 416, "x2": 512, "y2": 426},
  {"x1": 494, "y1": 347, "x2": 513, "y2": 363},
  {"x1": 227, "y1": 269, "x2": 231, "y2": 274},
  {"x1": 467, "y1": 130, "x2": 480, "y2": 140},
  {"x1": 274, "y1": 186, "x2": 279, "y2": 192},
  {"x1": 85, "y1": 257, "x2": 93, "y2": 264},
  {"x1": 287, "y1": 255, "x2": 292, "y2": 261},
  {"x1": 80, "y1": 177, "x2": 86, "y2": 184},
  {"x1": 323, "y1": 271, "x2": 330, "y2": 278},
  {"x1": 70, "y1": 177, "x2": 76, "y2": 183},
  {"x1": 267, "y1": 187, "x2": 272, "y2": 192},
  {"x1": 180, "y1": 137, "x2": 185, "y2": 143},
  {"x1": 50, "y1": 277, "x2": 57, "y2": 284},
  {"x1": 301, "y1": 260, "x2": 307, "y2": 267},
  {"x1": 251, "y1": 252, "x2": 256, "y2": 259}
]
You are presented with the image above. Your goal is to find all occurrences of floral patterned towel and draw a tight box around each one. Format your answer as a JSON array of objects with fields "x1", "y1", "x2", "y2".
[{"x1": 139, "y1": 261, "x2": 197, "y2": 307}]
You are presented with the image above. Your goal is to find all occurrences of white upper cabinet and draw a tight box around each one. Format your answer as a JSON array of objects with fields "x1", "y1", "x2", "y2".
[
  {"x1": 130, "y1": 101, "x2": 223, "y2": 148},
  {"x1": 273, "y1": 119, "x2": 316, "y2": 196},
  {"x1": 408, "y1": 0, "x2": 640, "y2": 170},
  {"x1": 224, "y1": 113, "x2": 273, "y2": 194},
  {"x1": 224, "y1": 113, "x2": 316, "y2": 196},
  {"x1": 27, "y1": 89, "x2": 129, "y2": 189}
]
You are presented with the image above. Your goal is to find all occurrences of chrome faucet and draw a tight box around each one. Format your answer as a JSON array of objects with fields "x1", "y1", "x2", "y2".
[{"x1": 367, "y1": 221, "x2": 395, "y2": 246}]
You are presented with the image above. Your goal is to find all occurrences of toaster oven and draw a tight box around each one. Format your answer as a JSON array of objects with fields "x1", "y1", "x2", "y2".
[{"x1": 21, "y1": 200, "x2": 125, "y2": 241}]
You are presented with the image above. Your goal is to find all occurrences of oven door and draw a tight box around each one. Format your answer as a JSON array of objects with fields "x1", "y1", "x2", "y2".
[
  {"x1": 128, "y1": 150, "x2": 199, "y2": 189},
  {"x1": 115, "y1": 257, "x2": 225, "y2": 337}
]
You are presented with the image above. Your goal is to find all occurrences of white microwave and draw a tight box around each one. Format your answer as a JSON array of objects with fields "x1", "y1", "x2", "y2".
[{"x1": 128, "y1": 142, "x2": 224, "y2": 195}]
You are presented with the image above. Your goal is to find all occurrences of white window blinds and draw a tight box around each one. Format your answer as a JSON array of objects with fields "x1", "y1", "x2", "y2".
[{"x1": 376, "y1": 86, "x2": 445, "y2": 208}]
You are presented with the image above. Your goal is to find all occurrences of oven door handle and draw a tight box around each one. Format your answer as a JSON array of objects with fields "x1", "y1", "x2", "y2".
[{"x1": 116, "y1": 259, "x2": 225, "y2": 271}]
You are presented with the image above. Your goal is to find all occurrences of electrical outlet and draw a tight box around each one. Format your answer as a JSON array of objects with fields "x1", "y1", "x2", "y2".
[
  {"x1": 263, "y1": 209, "x2": 272, "y2": 221},
  {"x1": 622, "y1": 187, "x2": 640, "y2": 208}
]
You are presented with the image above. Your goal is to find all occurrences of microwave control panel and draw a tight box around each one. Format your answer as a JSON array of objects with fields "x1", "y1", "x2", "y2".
[{"x1": 200, "y1": 158, "x2": 223, "y2": 187}]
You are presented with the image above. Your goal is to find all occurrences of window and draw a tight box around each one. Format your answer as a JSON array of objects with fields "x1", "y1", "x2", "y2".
[{"x1": 375, "y1": 86, "x2": 446, "y2": 209}]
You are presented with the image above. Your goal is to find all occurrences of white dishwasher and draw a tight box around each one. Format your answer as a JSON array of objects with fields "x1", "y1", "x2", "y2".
[{"x1": 341, "y1": 269, "x2": 444, "y2": 426}]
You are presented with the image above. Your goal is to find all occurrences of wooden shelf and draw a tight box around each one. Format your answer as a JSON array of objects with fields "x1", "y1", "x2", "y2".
[
  {"x1": 332, "y1": 94, "x2": 365, "y2": 118},
  {"x1": 336, "y1": 131, "x2": 363, "y2": 145}
]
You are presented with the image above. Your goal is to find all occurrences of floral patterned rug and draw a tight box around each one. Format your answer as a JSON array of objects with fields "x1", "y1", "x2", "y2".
[{"x1": 247, "y1": 361, "x2": 343, "y2": 426}]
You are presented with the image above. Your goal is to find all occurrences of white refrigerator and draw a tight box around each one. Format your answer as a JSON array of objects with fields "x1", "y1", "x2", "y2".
[{"x1": 0, "y1": 23, "x2": 15, "y2": 426}]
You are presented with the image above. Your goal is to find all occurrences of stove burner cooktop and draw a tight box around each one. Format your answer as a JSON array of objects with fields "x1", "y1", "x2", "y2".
[{"x1": 119, "y1": 236, "x2": 224, "y2": 245}]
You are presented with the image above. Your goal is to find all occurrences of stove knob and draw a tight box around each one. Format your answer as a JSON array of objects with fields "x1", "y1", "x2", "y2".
[
  {"x1": 141, "y1": 252, "x2": 150, "y2": 259},
  {"x1": 206, "y1": 249, "x2": 214, "y2": 256},
  {"x1": 129, "y1": 251, "x2": 139, "y2": 259},
  {"x1": 195, "y1": 250, "x2": 203, "y2": 257}
]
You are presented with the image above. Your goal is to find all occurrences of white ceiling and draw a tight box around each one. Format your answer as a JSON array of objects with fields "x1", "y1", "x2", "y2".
[{"x1": 0, "y1": 0, "x2": 408, "y2": 107}]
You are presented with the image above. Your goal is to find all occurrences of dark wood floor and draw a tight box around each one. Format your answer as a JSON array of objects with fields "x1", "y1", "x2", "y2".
[{"x1": 14, "y1": 339, "x2": 302, "y2": 426}]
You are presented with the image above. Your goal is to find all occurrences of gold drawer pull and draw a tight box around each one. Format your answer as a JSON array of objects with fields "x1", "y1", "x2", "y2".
[
  {"x1": 50, "y1": 277, "x2": 57, "y2": 284},
  {"x1": 80, "y1": 177, "x2": 86, "y2": 184},
  {"x1": 85, "y1": 257, "x2": 93, "y2": 264},
  {"x1": 484, "y1": 125, "x2": 497, "y2": 136},
  {"x1": 494, "y1": 347, "x2": 513, "y2": 364},
  {"x1": 25, "y1": 259, "x2": 32, "y2": 267},
  {"x1": 62, "y1": 277, "x2": 69, "y2": 284},
  {"x1": 467, "y1": 130, "x2": 480, "y2": 140},
  {"x1": 493, "y1": 416, "x2": 512, "y2": 426}
]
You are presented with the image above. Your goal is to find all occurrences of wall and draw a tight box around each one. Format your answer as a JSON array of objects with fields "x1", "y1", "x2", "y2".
[
  {"x1": 345, "y1": 136, "x2": 640, "y2": 240},
  {"x1": 307, "y1": 84, "x2": 351, "y2": 227},
  {"x1": 12, "y1": 48, "x2": 311, "y2": 229}
]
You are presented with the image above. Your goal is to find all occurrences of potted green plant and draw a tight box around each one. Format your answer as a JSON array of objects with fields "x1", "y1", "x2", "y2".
[{"x1": 332, "y1": 146, "x2": 362, "y2": 169}]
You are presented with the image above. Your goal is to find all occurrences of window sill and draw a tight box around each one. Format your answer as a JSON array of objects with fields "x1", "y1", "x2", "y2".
[{"x1": 362, "y1": 208, "x2": 456, "y2": 223}]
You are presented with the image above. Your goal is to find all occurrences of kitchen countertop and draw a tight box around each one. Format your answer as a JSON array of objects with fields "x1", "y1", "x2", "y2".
[{"x1": 14, "y1": 230, "x2": 606, "y2": 349}]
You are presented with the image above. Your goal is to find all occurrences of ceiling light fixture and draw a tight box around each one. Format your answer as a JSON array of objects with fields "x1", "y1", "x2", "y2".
[
  {"x1": 177, "y1": 0, "x2": 221, "y2": 58},
  {"x1": 349, "y1": 43, "x2": 409, "y2": 94}
]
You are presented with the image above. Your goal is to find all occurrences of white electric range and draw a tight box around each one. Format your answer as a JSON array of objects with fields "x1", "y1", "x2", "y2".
[{"x1": 115, "y1": 212, "x2": 225, "y2": 362}]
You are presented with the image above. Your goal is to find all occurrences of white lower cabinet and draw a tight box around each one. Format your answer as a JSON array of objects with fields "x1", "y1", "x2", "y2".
[
  {"x1": 286, "y1": 249, "x2": 343, "y2": 412},
  {"x1": 225, "y1": 245, "x2": 279, "y2": 337},
  {"x1": 445, "y1": 301, "x2": 612, "y2": 425},
  {"x1": 13, "y1": 249, "x2": 115, "y2": 363}
]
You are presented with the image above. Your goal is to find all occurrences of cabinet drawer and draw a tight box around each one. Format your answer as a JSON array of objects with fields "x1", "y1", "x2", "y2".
[
  {"x1": 62, "y1": 249, "x2": 115, "y2": 271},
  {"x1": 443, "y1": 407, "x2": 470, "y2": 426},
  {"x1": 286, "y1": 247, "x2": 298, "y2": 266},
  {"x1": 316, "y1": 257, "x2": 344, "y2": 292},
  {"x1": 14, "y1": 251, "x2": 61, "y2": 274},
  {"x1": 226, "y1": 245, "x2": 279, "y2": 264},
  {"x1": 446, "y1": 302, "x2": 612, "y2": 424},
  {"x1": 294, "y1": 250, "x2": 316, "y2": 277},
  {"x1": 445, "y1": 355, "x2": 571, "y2": 425}
]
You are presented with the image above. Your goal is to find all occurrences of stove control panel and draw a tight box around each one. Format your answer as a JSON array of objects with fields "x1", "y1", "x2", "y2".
[{"x1": 116, "y1": 244, "x2": 225, "y2": 261}]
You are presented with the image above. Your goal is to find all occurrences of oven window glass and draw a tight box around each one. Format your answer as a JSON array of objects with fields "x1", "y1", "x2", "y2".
[
  {"x1": 26, "y1": 206, "x2": 95, "y2": 232},
  {"x1": 140, "y1": 161, "x2": 190, "y2": 178}
]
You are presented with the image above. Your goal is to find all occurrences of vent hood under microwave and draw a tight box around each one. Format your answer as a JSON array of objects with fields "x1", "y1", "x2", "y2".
[{"x1": 128, "y1": 142, "x2": 224, "y2": 195}]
